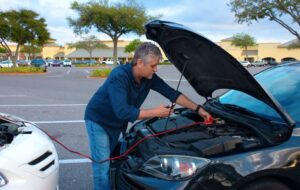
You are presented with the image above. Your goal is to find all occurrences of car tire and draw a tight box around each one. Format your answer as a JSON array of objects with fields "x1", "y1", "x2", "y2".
[{"x1": 241, "y1": 178, "x2": 290, "y2": 190}]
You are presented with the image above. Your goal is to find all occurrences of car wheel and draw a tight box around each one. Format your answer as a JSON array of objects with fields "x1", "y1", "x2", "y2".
[{"x1": 241, "y1": 178, "x2": 290, "y2": 190}]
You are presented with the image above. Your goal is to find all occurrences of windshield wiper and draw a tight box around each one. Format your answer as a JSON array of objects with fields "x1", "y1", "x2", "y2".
[{"x1": 222, "y1": 103, "x2": 272, "y2": 124}]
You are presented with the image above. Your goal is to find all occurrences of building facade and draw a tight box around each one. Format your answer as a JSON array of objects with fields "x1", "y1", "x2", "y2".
[
  {"x1": 217, "y1": 38, "x2": 300, "y2": 63},
  {"x1": 4, "y1": 39, "x2": 300, "y2": 63}
]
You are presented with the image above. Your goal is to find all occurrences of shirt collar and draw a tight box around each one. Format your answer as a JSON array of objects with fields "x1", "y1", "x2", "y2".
[
  {"x1": 126, "y1": 63, "x2": 149, "y2": 86},
  {"x1": 126, "y1": 63, "x2": 137, "y2": 84}
]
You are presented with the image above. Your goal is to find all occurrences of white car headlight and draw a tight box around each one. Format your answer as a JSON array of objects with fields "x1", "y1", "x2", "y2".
[
  {"x1": 142, "y1": 155, "x2": 210, "y2": 180},
  {"x1": 0, "y1": 172, "x2": 8, "y2": 187}
]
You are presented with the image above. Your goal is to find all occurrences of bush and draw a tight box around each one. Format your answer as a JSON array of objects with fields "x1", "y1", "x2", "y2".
[
  {"x1": 0, "y1": 67, "x2": 46, "y2": 73},
  {"x1": 159, "y1": 61, "x2": 172, "y2": 65},
  {"x1": 90, "y1": 68, "x2": 112, "y2": 77},
  {"x1": 74, "y1": 63, "x2": 106, "y2": 67}
]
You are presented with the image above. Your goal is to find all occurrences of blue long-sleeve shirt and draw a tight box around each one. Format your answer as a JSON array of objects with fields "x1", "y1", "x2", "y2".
[{"x1": 84, "y1": 64, "x2": 181, "y2": 150}]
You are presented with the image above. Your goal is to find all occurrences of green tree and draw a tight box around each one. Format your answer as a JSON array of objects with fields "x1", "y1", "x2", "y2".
[
  {"x1": 0, "y1": 9, "x2": 50, "y2": 67},
  {"x1": 68, "y1": 0, "x2": 156, "y2": 66},
  {"x1": 0, "y1": 47, "x2": 5, "y2": 53},
  {"x1": 229, "y1": 0, "x2": 300, "y2": 48},
  {"x1": 68, "y1": 35, "x2": 108, "y2": 62},
  {"x1": 20, "y1": 42, "x2": 43, "y2": 59},
  {"x1": 231, "y1": 33, "x2": 256, "y2": 61},
  {"x1": 125, "y1": 39, "x2": 142, "y2": 53}
]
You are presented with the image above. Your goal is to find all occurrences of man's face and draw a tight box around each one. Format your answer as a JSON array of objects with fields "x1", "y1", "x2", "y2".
[{"x1": 139, "y1": 56, "x2": 160, "y2": 79}]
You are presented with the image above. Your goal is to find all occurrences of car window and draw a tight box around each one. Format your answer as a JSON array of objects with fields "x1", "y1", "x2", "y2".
[{"x1": 219, "y1": 65, "x2": 300, "y2": 122}]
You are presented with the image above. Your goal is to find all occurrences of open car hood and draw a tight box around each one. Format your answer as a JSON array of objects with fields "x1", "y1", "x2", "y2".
[{"x1": 145, "y1": 20, "x2": 295, "y2": 126}]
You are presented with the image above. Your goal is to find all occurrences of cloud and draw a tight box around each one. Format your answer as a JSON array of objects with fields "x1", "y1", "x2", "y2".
[{"x1": 0, "y1": 0, "x2": 297, "y2": 44}]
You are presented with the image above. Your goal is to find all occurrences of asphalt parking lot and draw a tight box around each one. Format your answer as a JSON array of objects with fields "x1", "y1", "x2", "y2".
[{"x1": 0, "y1": 65, "x2": 269, "y2": 190}]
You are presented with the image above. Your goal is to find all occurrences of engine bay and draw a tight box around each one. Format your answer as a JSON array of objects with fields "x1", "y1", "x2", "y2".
[
  {"x1": 0, "y1": 117, "x2": 23, "y2": 147},
  {"x1": 122, "y1": 109, "x2": 269, "y2": 162},
  {"x1": 0, "y1": 122, "x2": 20, "y2": 146}
]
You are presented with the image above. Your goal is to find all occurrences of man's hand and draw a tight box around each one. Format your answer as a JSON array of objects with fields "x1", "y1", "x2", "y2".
[
  {"x1": 138, "y1": 105, "x2": 174, "y2": 120},
  {"x1": 198, "y1": 107, "x2": 213, "y2": 122},
  {"x1": 154, "y1": 104, "x2": 174, "y2": 118}
]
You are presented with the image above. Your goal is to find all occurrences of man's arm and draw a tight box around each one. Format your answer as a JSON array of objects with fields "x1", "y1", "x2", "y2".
[
  {"x1": 175, "y1": 94, "x2": 212, "y2": 121},
  {"x1": 138, "y1": 105, "x2": 173, "y2": 120},
  {"x1": 138, "y1": 94, "x2": 212, "y2": 121}
]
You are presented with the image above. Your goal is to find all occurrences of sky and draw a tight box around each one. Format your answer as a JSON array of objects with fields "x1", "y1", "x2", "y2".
[{"x1": 0, "y1": 0, "x2": 298, "y2": 45}]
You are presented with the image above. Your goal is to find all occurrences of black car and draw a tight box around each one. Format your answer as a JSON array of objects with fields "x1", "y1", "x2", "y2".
[
  {"x1": 52, "y1": 60, "x2": 63, "y2": 67},
  {"x1": 111, "y1": 20, "x2": 300, "y2": 190},
  {"x1": 268, "y1": 60, "x2": 279, "y2": 66}
]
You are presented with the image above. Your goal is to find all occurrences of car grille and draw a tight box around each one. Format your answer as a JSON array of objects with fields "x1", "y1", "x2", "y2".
[
  {"x1": 40, "y1": 160, "x2": 55, "y2": 172},
  {"x1": 28, "y1": 151, "x2": 52, "y2": 165},
  {"x1": 28, "y1": 151, "x2": 55, "y2": 172}
]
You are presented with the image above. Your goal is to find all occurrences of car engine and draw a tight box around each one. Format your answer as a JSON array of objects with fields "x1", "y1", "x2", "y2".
[{"x1": 122, "y1": 109, "x2": 264, "y2": 162}]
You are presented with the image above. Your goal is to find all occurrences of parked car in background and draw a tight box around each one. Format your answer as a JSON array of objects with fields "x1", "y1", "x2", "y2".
[
  {"x1": 251, "y1": 60, "x2": 267, "y2": 67},
  {"x1": 268, "y1": 60, "x2": 279, "y2": 66},
  {"x1": 16, "y1": 60, "x2": 31, "y2": 67},
  {"x1": 30, "y1": 59, "x2": 47, "y2": 71},
  {"x1": 46, "y1": 59, "x2": 54, "y2": 67},
  {"x1": 51, "y1": 60, "x2": 62, "y2": 67},
  {"x1": 0, "y1": 60, "x2": 13, "y2": 68},
  {"x1": 239, "y1": 60, "x2": 251, "y2": 67},
  {"x1": 281, "y1": 60, "x2": 296, "y2": 65},
  {"x1": 85, "y1": 60, "x2": 97, "y2": 65},
  {"x1": 102, "y1": 58, "x2": 120, "y2": 65},
  {"x1": 62, "y1": 60, "x2": 72, "y2": 67},
  {"x1": 112, "y1": 20, "x2": 300, "y2": 190},
  {"x1": 0, "y1": 113, "x2": 59, "y2": 189}
]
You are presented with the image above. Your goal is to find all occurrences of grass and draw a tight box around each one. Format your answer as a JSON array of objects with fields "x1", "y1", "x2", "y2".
[
  {"x1": 90, "y1": 68, "x2": 112, "y2": 77},
  {"x1": 0, "y1": 67, "x2": 46, "y2": 73},
  {"x1": 74, "y1": 63, "x2": 107, "y2": 67},
  {"x1": 159, "y1": 61, "x2": 172, "y2": 65},
  {"x1": 88, "y1": 62, "x2": 172, "y2": 78}
]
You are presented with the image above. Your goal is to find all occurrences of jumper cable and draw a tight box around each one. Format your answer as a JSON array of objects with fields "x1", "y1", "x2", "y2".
[
  {"x1": 40, "y1": 117, "x2": 213, "y2": 164},
  {"x1": 17, "y1": 117, "x2": 213, "y2": 164}
]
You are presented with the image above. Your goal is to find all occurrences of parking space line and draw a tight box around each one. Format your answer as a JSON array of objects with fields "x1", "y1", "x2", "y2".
[
  {"x1": 67, "y1": 69, "x2": 71, "y2": 75},
  {"x1": 45, "y1": 75, "x2": 64, "y2": 78},
  {"x1": 0, "y1": 104, "x2": 86, "y2": 107},
  {"x1": 0, "y1": 94, "x2": 26, "y2": 97},
  {"x1": 59, "y1": 158, "x2": 91, "y2": 164},
  {"x1": 162, "y1": 78, "x2": 187, "y2": 82},
  {"x1": 33, "y1": 120, "x2": 84, "y2": 124}
]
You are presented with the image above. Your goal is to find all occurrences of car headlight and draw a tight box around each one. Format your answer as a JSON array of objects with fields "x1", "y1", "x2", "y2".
[
  {"x1": 141, "y1": 155, "x2": 210, "y2": 180},
  {"x1": 0, "y1": 172, "x2": 8, "y2": 187}
]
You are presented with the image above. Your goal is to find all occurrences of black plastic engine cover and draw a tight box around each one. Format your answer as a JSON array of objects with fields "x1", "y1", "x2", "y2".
[{"x1": 191, "y1": 136, "x2": 242, "y2": 156}]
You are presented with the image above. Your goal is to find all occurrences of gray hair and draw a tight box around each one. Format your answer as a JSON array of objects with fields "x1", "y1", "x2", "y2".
[{"x1": 132, "y1": 42, "x2": 162, "y2": 65}]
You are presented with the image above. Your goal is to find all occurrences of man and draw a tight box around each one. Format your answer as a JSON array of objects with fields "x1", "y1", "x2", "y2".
[{"x1": 84, "y1": 42, "x2": 211, "y2": 190}]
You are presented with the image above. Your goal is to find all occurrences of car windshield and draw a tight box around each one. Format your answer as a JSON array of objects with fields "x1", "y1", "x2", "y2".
[{"x1": 219, "y1": 64, "x2": 300, "y2": 122}]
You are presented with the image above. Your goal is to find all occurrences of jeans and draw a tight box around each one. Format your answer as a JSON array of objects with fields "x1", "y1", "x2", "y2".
[{"x1": 85, "y1": 120, "x2": 111, "y2": 190}]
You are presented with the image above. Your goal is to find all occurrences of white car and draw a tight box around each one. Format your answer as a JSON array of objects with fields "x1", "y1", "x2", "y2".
[
  {"x1": 46, "y1": 60, "x2": 54, "y2": 67},
  {"x1": 102, "y1": 58, "x2": 120, "y2": 65},
  {"x1": 0, "y1": 113, "x2": 59, "y2": 190},
  {"x1": 62, "y1": 60, "x2": 72, "y2": 67},
  {"x1": 239, "y1": 60, "x2": 251, "y2": 67},
  {"x1": 0, "y1": 60, "x2": 13, "y2": 68}
]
